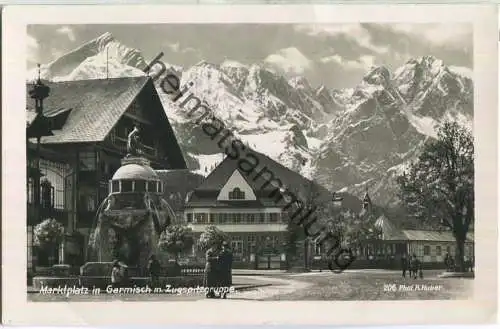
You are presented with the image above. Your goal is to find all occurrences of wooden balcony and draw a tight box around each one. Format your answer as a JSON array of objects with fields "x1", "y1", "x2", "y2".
[{"x1": 111, "y1": 135, "x2": 157, "y2": 157}]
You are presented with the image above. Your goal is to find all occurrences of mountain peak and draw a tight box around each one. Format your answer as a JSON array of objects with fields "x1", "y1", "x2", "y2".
[
  {"x1": 30, "y1": 32, "x2": 147, "y2": 81},
  {"x1": 221, "y1": 60, "x2": 247, "y2": 69},
  {"x1": 362, "y1": 65, "x2": 391, "y2": 86},
  {"x1": 94, "y1": 32, "x2": 115, "y2": 50}
]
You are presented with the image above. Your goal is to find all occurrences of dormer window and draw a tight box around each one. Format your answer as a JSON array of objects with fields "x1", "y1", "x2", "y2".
[
  {"x1": 229, "y1": 187, "x2": 245, "y2": 200},
  {"x1": 46, "y1": 108, "x2": 72, "y2": 130}
]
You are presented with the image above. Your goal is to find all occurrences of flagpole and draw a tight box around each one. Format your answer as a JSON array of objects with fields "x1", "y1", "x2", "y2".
[{"x1": 106, "y1": 48, "x2": 109, "y2": 79}]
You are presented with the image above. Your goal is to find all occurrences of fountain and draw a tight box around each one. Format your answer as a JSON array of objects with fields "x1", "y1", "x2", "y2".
[
  {"x1": 85, "y1": 156, "x2": 171, "y2": 274},
  {"x1": 31, "y1": 128, "x2": 205, "y2": 293},
  {"x1": 80, "y1": 126, "x2": 176, "y2": 285}
]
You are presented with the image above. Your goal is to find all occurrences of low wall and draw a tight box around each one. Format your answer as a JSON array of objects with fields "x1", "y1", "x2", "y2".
[{"x1": 79, "y1": 275, "x2": 203, "y2": 289}]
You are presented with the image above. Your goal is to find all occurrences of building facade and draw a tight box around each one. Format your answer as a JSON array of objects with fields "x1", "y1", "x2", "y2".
[
  {"x1": 183, "y1": 149, "x2": 334, "y2": 269},
  {"x1": 26, "y1": 76, "x2": 187, "y2": 272},
  {"x1": 185, "y1": 169, "x2": 287, "y2": 269},
  {"x1": 311, "y1": 191, "x2": 474, "y2": 269}
]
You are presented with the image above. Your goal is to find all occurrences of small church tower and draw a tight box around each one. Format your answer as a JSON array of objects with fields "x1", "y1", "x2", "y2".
[
  {"x1": 362, "y1": 187, "x2": 372, "y2": 212},
  {"x1": 360, "y1": 187, "x2": 373, "y2": 218}
]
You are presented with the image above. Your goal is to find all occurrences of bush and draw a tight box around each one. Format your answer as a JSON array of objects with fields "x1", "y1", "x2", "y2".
[
  {"x1": 158, "y1": 225, "x2": 195, "y2": 260},
  {"x1": 34, "y1": 218, "x2": 64, "y2": 248},
  {"x1": 197, "y1": 225, "x2": 228, "y2": 252}
]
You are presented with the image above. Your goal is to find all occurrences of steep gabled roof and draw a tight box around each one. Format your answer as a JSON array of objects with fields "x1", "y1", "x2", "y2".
[
  {"x1": 26, "y1": 76, "x2": 149, "y2": 144},
  {"x1": 377, "y1": 216, "x2": 475, "y2": 242},
  {"x1": 188, "y1": 148, "x2": 332, "y2": 206},
  {"x1": 156, "y1": 169, "x2": 205, "y2": 212},
  {"x1": 402, "y1": 230, "x2": 474, "y2": 242}
]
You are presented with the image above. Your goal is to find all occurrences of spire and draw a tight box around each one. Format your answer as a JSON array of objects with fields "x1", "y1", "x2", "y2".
[
  {"x1": 37, "y1": 63, "x2": 41, "y2": 83},
  {"x1": 362, "y1": 186, "x2": 372, "y2": 211},
  {"x1": 29, "y1": 63, "x2": 50, "y2": 115},
  {"x1": 106, "y1": 48, "x2": 109, "y2": 79}
]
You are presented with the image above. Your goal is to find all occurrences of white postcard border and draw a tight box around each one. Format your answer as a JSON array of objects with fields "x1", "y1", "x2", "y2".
[{"x1": 2, "y1": 4, "x2": 498, "y2": 325}]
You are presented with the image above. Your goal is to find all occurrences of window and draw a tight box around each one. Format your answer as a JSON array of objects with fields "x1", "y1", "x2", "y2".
[
  {"x1": 228, "y1": 187, "x2": 245, "y2": 200},
  {"x1": 247, "y1": 235, "x2": 256, "y2": 253},
  {"x1": 209, "y1": 214, "x2": 215, "y2": 223},
  {"x1": 195, "y1": 213, "x2": 207, "y2": 224},
  {"x1": 121, "y1": 180, "x2": 133, "y2": 192},
  {"x1": 436, "y1": 246, "x2": 442, "y2": 256},
  {"x1": 446, "y1": 246, "x2": 451, "y2": 254},
  {"x1": 135, "y1": 180, "x2": 146, "y2": 192},
  {"x1": 315, "y1": 243, "x2": 322, "y2": 255},
  {"x1": 147, "y1": 182, "x2": 156, "y2": 192},
  {"x1": 235, "y1": 213, "x2": 241, "y2": 224},
  {"x1": 248, "y1": 213, "x2": 255, "y2": 223},
  {"x1": 231, "y1": 236, "x2": 243, "y2": 256},
  {"x1": 271, "y1": 236, "x2": 280, "y2": 249},
  {"x1": 27, "y1": 178, "x2": 34, "y2": 204},
  {"x1": 259, "y1": 213, "x2": 265, "y2": 223},
  {"x1": 40, "y1": 180, "x2": 54, "y2": 209},
  {"x1": 269, "y1": 213, "x2": 278, "y2": 223},
  {"x1": 186, "y1": 213, "x2": 193, "y2": 223},
  {"x1": 112, "y1": 180, "x2": 120, "y2": 193},
  {"x1": 79, "y1": 151, "x2": 96, "y2": 171},
  {"x1": 220, "y1": 213, "x2": 227, "y2": 224},
  {"x1": 424, "y1": 245, "x2": 430, "y2": 256}
]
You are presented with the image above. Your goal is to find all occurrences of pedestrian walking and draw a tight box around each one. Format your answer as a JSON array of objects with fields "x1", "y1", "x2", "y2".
[
  {"x1": 401, "y1": 254, "x2": 408, "y2": 278},
  {"x1": 218, "y1": 241, "x2": 233, "y2": 299},
  {"x1": 410, "y1": 254, "x2": 420, "y2": 279},
  {"x1": 204, "y1": 247, "x2": 219, "y2": 298},
  {"x1": 147, "y1": 254, "x2": 161, "y2": 288},
  {"x1": 111, "y1": 260, "x2": 122, "y2": 288}
]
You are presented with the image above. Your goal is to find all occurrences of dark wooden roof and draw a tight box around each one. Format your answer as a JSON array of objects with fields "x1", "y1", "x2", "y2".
[
  {"x1": 186, "y1": 148, "x2": 333, "y2": 207},
  {"x1": 26, "y1": 76, "x2": 187, "y2": 169},
  {"x1": 26, "y1": 76, "x2": 149, "y2": 144},
  {"x1": 156, "y1": 169, "x2": 205, "y2": 212}
]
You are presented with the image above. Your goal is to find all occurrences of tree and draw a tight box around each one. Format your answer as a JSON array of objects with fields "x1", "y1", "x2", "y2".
[
  {"x1": 197, "y1": 225, "x2": 228, "y2": 252},
  {"x1": 397, "y1": 121, "x2": 474, "y2": 272},
  {"x1": 158, "y1": 225, "x2": 195, "y2": 261},
  {"x1": 33, "y1": 218, "x2": 65, "y2": 266},
  {"x1": 339, "y1": 210, "x2": 382, "y2": 247}
]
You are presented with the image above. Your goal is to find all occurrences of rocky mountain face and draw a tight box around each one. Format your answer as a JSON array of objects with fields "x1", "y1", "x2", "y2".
[{"x1": 29, "y1": 33, "x2": 473, "y2": 210}]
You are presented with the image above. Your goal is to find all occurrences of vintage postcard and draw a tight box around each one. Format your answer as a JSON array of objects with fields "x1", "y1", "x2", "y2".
[{"x1": 2, "y1": 4, "x2": 498, "y2": 326}]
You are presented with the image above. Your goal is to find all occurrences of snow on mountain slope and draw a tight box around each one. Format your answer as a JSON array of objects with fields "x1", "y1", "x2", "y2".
[
  {"x1": 28, "y1": 33, "x2": 473, "y2": 207},
  {"x1": 28, "y1": 32, "x2": 147, "y2": 82},
  {"x1": 314, "y1": 55, "x2": 472, "y2": 206}
]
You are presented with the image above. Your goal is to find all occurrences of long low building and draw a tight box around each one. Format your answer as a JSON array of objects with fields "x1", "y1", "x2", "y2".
[{"x1": 312, "y1": 213, "x2": 474, "y2": 269}]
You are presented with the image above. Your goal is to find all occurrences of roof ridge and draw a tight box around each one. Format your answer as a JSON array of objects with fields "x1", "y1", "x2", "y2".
[{"x1": 30, "y1": 76, "x2": 149, "y2": 86}]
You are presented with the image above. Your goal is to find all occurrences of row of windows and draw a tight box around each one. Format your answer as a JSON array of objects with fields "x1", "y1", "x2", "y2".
[
  {"x1": 228, "y1": 188, "x2": 245, "y2": 200},
  {"x1": 110, "y1": 180, "x2": 163, "y2": 194},
  {"x1": 27, "y1": 178, "x2": 57, "y2": 209},
  {"x1": 186, "y1": 212, "x2": 281, "y2": 224},
  {"x1": 314, "y1": 244, "x2": 457, "y2": 257},
  {"x1": 229, "y1": 235, "x2": 283, "y2": 255},
  {"x1": 422, "y1": 245, "x2": 452, "y2": 256}
]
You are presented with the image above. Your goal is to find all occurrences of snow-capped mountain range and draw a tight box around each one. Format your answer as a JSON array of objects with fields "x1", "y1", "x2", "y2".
[{"x1": 28, "y1": 32, "x2": 473, "y2": 208}]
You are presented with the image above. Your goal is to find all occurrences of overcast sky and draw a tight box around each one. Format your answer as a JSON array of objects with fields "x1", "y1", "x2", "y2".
[{"x1": 28, "y1": 23, "x2": 472, "y2": 89}]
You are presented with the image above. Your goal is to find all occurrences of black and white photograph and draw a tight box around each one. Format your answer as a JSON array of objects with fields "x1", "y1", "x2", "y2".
[{"x1": 2, "y1": 4, "x2": 498, "y2": 326}]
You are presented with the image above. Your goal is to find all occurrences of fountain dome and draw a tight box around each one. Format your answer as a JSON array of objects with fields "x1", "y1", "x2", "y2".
[
  {"x1": 112, "y1": 163, "x2": 159, "y2": 181},
  {"x1": 108, "y1": 157, "x2": 163, "y2": 195}
]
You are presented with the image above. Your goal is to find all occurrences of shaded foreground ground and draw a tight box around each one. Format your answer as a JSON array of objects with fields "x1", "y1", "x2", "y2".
[
  {"x1": 266, "y1": 269, "x2": 473, "y2": 300},
  {"x1": 27, "y1": 275, "x2": 280, "y2": 302},
  {"x1": 27, "y1": 269, "x2": 473, "y2": 301}
]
